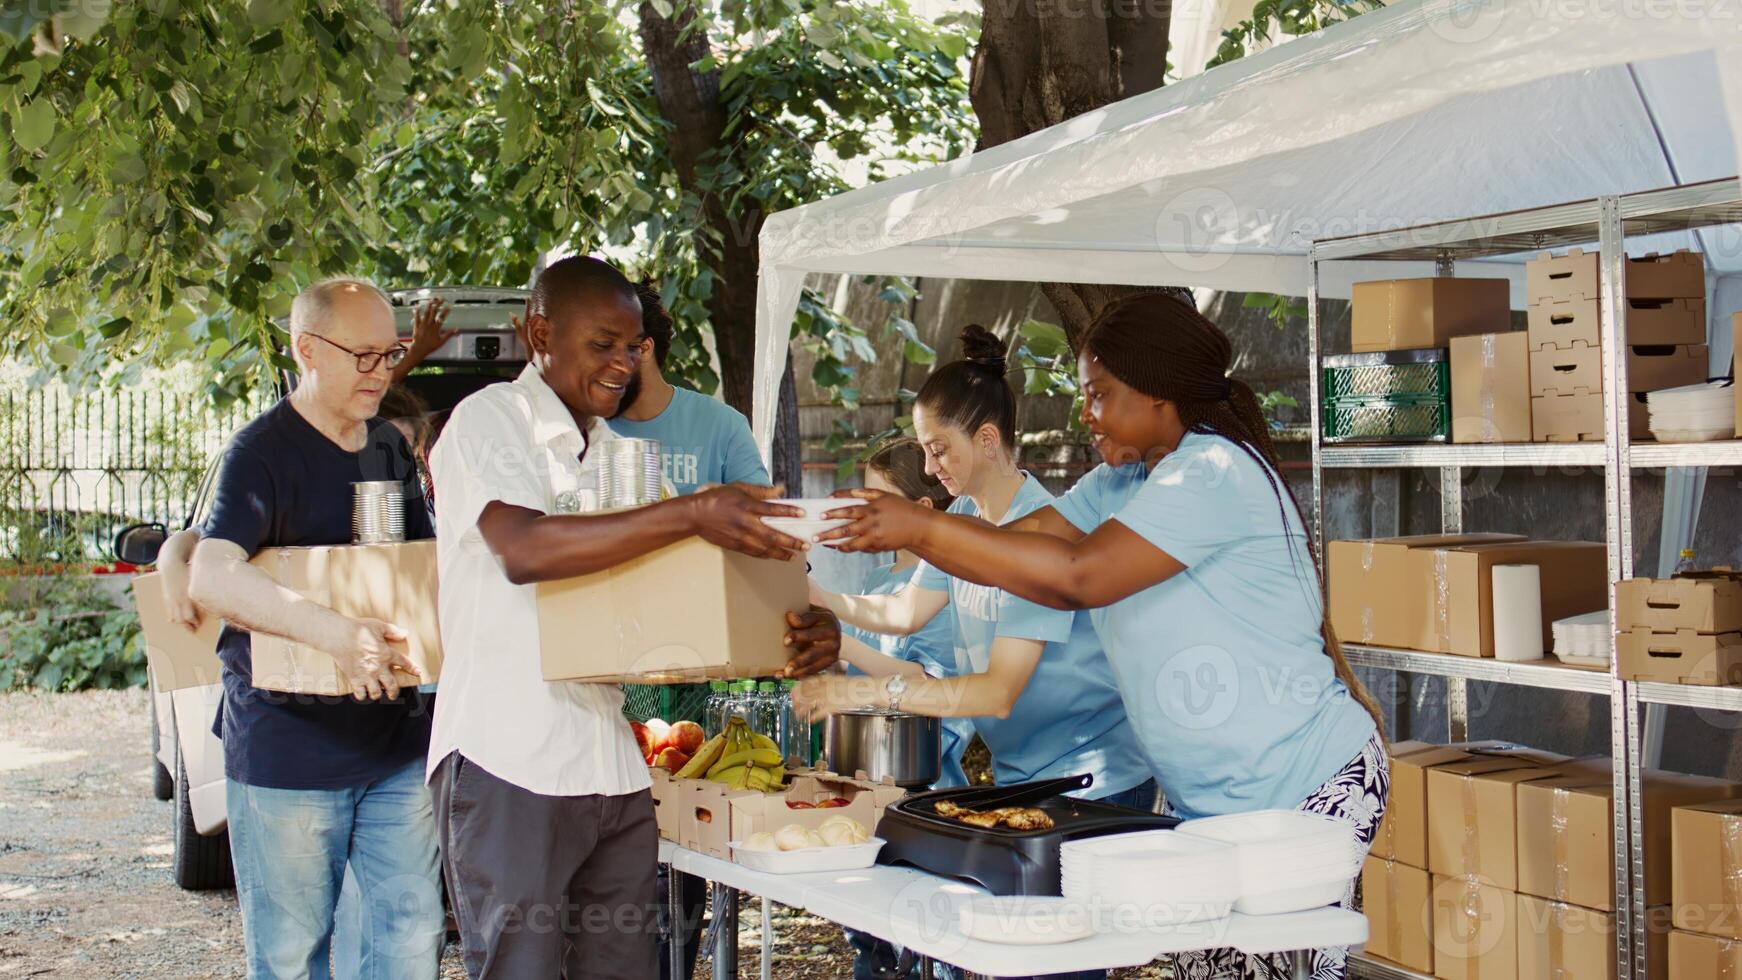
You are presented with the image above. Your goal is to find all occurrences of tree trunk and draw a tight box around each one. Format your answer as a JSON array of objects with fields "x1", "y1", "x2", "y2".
[
  {"x1": 637, "y1": 5, "x2": 800, "y2": 484},
  {"x1": 970, "y1": 0, "x2": 1177, "y2": 349}
]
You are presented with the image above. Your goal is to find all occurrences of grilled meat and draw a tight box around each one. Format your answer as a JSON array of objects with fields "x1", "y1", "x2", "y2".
[
  {"x1": 930, "y1": 800, "x2": 1055, "y2": 831},
  {"x1": 957, "y1": 811, "x2": 1005, "y2": 828},
  {"x1": 933, "y1": 800, "x2": 967, "y2": 817},
  {"x1": 1003, "y1": 808, "x2": 1054, "y2": 831}
]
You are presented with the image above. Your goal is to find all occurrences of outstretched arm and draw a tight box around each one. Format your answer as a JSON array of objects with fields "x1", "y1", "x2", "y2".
[
  {"x1": 820, "y1": 494, "x2": 1183, "y2": 610},
  {"x1": 810, "y1": 580, "x2": 949, "y2": 636}
]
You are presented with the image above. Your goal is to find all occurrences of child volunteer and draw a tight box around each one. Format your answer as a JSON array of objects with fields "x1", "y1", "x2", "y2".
[
  {"x1": 818, "y1": 294, "x2": 1387, "y2": 980},
  {"x1": 797, "y1": 325, "x2": 1155, "y2": 816}
]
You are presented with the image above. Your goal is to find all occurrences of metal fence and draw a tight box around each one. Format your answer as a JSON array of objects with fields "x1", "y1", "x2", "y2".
[{"x1": 0, "y1": 385, "x2": 267, "y2": 565}]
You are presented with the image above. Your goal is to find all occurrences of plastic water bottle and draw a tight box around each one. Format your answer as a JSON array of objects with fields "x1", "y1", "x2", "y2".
[
  {"x1": 753, "y1": 680, "x2": 783, "y2": 747},
  {"x1": 726, "y1": 679, "x2": 757, "y2": 727},
  {"x1": 704, "y1": 679, "x2": 730, "y2": 737},
  {"x1": 1675, "y1": 548, "x2": 1698, "y2": 576},
  {"x1": 780, "y1": 679, "x2": 811, "y2": 769}
]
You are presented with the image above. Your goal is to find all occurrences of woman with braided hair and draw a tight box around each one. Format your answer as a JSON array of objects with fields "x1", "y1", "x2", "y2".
[{"x1": 816, "y1": 294, "x2": 1388, "y2": 980}]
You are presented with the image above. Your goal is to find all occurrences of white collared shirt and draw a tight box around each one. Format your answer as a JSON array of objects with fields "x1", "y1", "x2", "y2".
[{"x1": 426, "y1": 364, "x2": 651, "y2": 796}]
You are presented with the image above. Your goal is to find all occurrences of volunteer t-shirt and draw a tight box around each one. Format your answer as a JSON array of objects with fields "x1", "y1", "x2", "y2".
[
  {"x1": 913, "y1": 474, "x2": 1149, "y2": 799},
  {"x1": 608, "y1": 386, "x2": 768, "y2": 495},
  {"x1": 843, "y1": 561, "x2": 971, "y2": 789},
  {"x1": 1052, "y1": 432, "x2": 1378, "y2": 819},
  {"x1": 202, "y1": 398, "x2": 435, "y2": 791}
]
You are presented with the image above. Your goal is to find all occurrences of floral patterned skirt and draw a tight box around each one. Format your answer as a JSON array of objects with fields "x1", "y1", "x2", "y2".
[{"x1": 1161, "y1": 730, "x2": 1390, "y2": 980}]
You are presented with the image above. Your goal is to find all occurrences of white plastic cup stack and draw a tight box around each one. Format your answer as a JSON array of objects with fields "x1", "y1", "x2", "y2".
[
  {"x1": 1552, "y1": 609, "x2": 1612, "y2": 668},
  {"x1": 1175, "y1": 810, "x2": 1361, "y2": 915},
  {"x1": 352, "y1": 481, "x2": 405, "y2": 544},
  {"x1": 599, "y1": 438, "x2": 663, "y2": 508}
]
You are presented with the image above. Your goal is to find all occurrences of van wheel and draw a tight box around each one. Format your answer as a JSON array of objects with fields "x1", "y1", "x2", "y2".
[
  {"x1": 172, "y1": 740, "x2": 234, "y2": 890},
  {"x1": 150, "y1": 695, "x2": 173, "y2": 801}
]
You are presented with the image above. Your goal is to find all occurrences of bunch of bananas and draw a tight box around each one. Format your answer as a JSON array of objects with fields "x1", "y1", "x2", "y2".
[{"x1": 675, "y1": 717, "x2": 786, "y2": 791}]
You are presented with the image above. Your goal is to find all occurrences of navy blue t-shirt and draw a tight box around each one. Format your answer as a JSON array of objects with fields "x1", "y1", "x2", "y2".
[{"x1": 203, "y1": 398, "x2": 434, "y2": 791}]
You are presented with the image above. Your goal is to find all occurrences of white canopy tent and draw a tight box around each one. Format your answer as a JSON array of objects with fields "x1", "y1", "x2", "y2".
[{"x1": 750, "y1": 0, "x2": 1742, "y2": 455}]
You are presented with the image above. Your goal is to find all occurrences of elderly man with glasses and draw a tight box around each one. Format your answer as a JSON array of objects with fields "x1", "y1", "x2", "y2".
[{"x1": 186, "y1": 277, "x2": 444, "y2": 980}]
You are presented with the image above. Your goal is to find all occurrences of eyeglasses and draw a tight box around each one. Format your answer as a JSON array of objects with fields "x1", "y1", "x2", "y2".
[{"x1": 308, "y1": 333, "x2": 410, "y2": 373}]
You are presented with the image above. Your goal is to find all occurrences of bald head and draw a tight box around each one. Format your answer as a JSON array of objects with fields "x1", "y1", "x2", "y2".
[
  {"x1": 290, "y1": 277, "x2": 392, "y2": 338},
  {"x1": 528, "y1": 256, "x2": 640, "y2": 328}
]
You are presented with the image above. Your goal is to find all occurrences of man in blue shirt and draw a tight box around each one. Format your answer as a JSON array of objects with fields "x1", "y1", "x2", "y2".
[
  {"x1": 608, "y1": 282, "x2": 770, "y2": 493},
  {"x1": 186, "y1": 278, "x2": 443, "y2": 979}
]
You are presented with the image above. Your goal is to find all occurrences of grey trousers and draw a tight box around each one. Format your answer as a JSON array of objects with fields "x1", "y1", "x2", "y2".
[{"x1": 431, "y1": 753, "x2": 658, "y2": 980}]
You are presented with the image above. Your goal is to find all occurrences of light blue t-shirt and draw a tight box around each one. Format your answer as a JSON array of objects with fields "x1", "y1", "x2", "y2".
[
  {"x1": 913, "y1": 474, "x2": 1150, "y2": 800},
  {"x1": 1052, "y1": 433, "x2": 1377, "y2": 820},
  {"x1": 609, "y1": 386, "x2": 769, "y2": 495},
  {"x1": 843, "y1": 561, "x2": 971, "y2": 790}
]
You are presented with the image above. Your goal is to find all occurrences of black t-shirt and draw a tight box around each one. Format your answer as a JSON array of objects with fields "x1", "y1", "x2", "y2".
[{"x1": 202, "y1": 398, "x2": 435, "y2": 790}]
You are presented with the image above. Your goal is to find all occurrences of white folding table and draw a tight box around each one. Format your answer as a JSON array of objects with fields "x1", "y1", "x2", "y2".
[{"x1": 659, "y1": 840, "x2": 1367, "y2": 979}]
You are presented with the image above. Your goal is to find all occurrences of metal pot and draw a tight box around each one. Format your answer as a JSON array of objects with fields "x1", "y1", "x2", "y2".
[{"x1": 823, "y1": 708, "x2": 941, "y2": 789}]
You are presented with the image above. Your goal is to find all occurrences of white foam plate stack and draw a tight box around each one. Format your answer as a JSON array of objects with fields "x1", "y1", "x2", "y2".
[
  {"x1": 729, "y1": 837, "x2": 885, "y2": 874},
  {"x1": 1058, "y1": 829, "x2": 1240, "y2": 931},
  {"x1": 1552, "y1": 609, "x2": 1612, "y2": 669},
  {"x1": 1647, "y1": 382, "x2": 1735, "y2": 443},
  {"x1": 957, "y1": 896, "x2": 1097, "y2": 945},
  {"x1": 759, "y1": 497, "x2": 865, "y2": 541},
  {"x1": 1174, "y1": 811, "x2": 1361, "y2": 915}
]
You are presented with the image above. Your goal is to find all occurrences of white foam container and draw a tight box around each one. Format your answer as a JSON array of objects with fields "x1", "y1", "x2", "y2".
[
  {"x1": 958, "y1": 897, "x2": 1097, "y2": 945},
  {"x1": 730, "y1": 837, "x2": 884, "y2": 874}
]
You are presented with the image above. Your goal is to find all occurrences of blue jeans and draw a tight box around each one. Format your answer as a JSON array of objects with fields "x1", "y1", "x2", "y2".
[{"x1": 227, "y1": 758, "x2": 444, "y2": 980}]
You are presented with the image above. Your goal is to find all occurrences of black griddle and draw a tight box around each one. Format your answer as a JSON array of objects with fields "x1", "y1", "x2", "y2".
[{"x1": 874, "y1": 774, "x2": 1177, "y2": 896}]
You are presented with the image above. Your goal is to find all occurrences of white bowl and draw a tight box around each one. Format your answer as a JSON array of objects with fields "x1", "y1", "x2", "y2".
[
  {"x1": 761, "y1": 499, "x2": 867, "y2": 540},
  {"x1": 729, "y1": 837, "x2": 884, "y2": 874},
  {"x1": 771, "y1": 498, "x2": 867, "y2": 520},
  {"x1": 761, "y1": 517, "x2": 854, "y2": 540},
  {"x1": 957, "y1": 897, "x2": 1097, "y2": 945}
]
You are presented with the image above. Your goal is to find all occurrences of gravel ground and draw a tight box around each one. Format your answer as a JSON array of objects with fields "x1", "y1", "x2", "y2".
[{"x1": 0, "y1": 691, "x2": 1166, "y2": 979}]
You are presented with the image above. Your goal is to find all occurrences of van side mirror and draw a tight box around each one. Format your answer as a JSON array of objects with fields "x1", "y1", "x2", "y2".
[{"x1": 114, "y1": 523, "x2": 168, "y2": 566}]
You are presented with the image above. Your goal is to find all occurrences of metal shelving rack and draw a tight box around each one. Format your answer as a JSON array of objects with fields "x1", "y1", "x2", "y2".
[{"x1": 1305, "y1": 177, "x2": 1742, "y2": 980}]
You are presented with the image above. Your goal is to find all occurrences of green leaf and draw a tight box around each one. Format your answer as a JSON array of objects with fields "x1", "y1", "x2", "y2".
[
  {"x1": 247, "y1": 0, "x2": 291, "y2": 29},
  {"x1": 903, "y1": 339, "x2": 935, "y2": 365},
  {"x1": 249, "y1": 29, "x2": 284, "y2": 54},
  {"x1": 10, "y1": 98, "x2": 55, "y2": 152}
]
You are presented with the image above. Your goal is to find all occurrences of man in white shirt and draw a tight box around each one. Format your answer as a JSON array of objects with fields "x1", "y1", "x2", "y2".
[{"x1": 426, "y1": 256, "x2": 839, "y2": 979}]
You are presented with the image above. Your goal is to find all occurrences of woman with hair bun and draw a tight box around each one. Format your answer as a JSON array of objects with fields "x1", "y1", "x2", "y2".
[
  {"x1": 814, "y1": 296, "x2": 1388, "y2": 980},
  {"x1": 802, "y1": 325, "x2": 1157, "y2": 830}
]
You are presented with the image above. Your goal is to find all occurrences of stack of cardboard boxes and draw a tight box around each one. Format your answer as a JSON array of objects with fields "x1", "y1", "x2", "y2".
[
  {"x1": 648, "y1": 767, "x2": 904, "y2": 859},
  {"x1": 1671, "y1": 798, "x2": 1742, "y2": 974},
  {"x1": 1327, "y1": 535, "x2": 1606, "y2": 658},
  {"x1": 1527, "y1": 249, "x2": 1709, "y2": 442},
  {"x1": 1361, "y1": 745, "x2": 1738, "y2": 978},
  {"x1": 1615, "y1": 573, "x2": 1742, "y2": 687}
]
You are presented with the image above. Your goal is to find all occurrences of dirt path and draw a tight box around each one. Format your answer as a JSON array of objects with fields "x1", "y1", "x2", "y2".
[{"x1": 0, "y1": 691, "x2": 1166, "y2": 979}]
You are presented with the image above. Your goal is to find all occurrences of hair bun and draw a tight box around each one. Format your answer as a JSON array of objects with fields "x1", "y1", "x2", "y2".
[{"x1": 957, "y1": 324, "x2": 1008, "y2": 374}]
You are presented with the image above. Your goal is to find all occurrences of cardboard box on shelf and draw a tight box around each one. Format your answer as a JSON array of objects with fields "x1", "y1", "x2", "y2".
[
  {"x1": 249, "y1": 540, "x2": 442, "y2": 695},
  {"x1": 1533, "y1": 390, "x2": 1605, "y2": 442},
  {"x1": 1351, "y1": 278, "x2": 1512, "y2": 353},
  {"x1": 1628, "y1": 296, "x2": 1708, "y2": 347},
  {"x1": 1451, "y1": 333, "x2": 1532, "y2": 444},
  {"x1": 1327, "y1": 535, "x2": 1526, "y2": 649},
  {"x1": 1528, "y1": 297, "x2": 1600, "y2": 351},
  {"x1": 130, "y1": 571, "x2": 224, "y2": 693},
  {"x1": 1363, "y1": 856, "x2": 1434, "y2": 974},
  {"x1": 1670, "y1": 929, "x2": 1742, "y2": 976},
  {"x1": 1426, "y1": 748, "x2": 1569, "y2": 888},
  {"x1": 1516, "y1": 896, "x2": 1669, "y2": 980},
  {"x1": 538, "y1": 539, "x2": 808, "y2": 684},
  {"x1": 1617, "y1": 628, "x2": 1742, "y2": 686},
  {"x1": 1431, "y1": 874, "x2": 1517, "y2": 980},
  {"x1": 1528, "y1": 249, "x2": 1600, "y2": 305},
  {"x1": 1617, "y1": 574, "x2": 1742, "y2": 634},
  {"x1": 1630, "y1": 344, "x2": 1712, "y2": 394},
  {"x1": 1672, "y1": 798, "x2": 1742, "y2": 940},
  {"x1": 1405, "y1": 540, "x2": 1607, "y2": 657},
  {"x1": 1373, "y1": 741, "x2": 1525, "y2": 867},
  {"x1": 681, "y1": 771, "x2": 905, "y2": 860},
  {"x1": 1527, "y1": 344, "x2": 1710, "y2": 399},
  {"x1": 1626, "y1": 250, "x2": 1706, "y2": 300},
  {"x1": 1517, "y1": 765, "x2": 1742, "y2": 911}
]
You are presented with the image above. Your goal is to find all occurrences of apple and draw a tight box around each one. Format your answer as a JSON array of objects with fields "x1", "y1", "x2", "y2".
[
  {"x1": 668, "y1": 720, "x2": 705, "y2": 755},
  {"x1": 653, "y1": 747, "x2": 691, "y2": 774},
  {"x1": 630, "y1": 721, "x2": 655, "y2": 762},
  {"x1": 644, "y1": 718, "x2": 673, "y2": 754},
  {"x1": 786, "y1": 800, "x2": 816, "y2": 810}
]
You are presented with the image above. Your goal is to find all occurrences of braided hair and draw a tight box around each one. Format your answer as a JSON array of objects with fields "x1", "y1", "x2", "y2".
[{"x1": 1082, "y1": 292, "x2": 1386, "y2": 735}]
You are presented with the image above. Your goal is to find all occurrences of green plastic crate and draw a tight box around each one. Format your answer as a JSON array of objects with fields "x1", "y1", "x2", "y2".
[
  {"x1": 1323, "y1": 396, "x2": 1451, "y2": 443},
  {"x1": 622, "y1": 683, "x2": 710, "y2": 724},
  {"x1": 1323, "y1": 349, "x2": 1451, "y2": 400}
]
